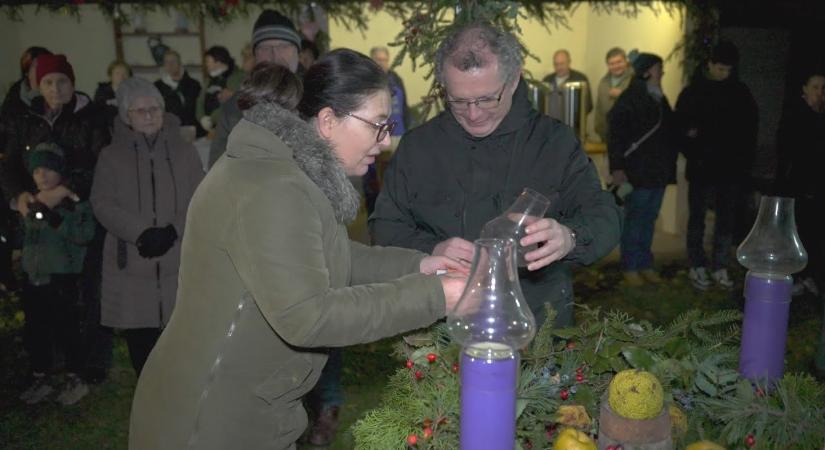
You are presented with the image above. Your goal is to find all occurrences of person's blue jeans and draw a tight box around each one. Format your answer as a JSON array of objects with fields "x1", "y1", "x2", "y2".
[
  {"x1": 311, "y1": 348, "x2": 343, "y2": 407},
  {"x1": 686, "y1": 181, "x2": 738, "y2": 270},
  {"x1": 620, "y1": 187, "x2": 665, "y2": 272}
]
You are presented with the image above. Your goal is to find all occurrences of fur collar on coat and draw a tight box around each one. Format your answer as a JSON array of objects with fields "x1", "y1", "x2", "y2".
[{"x1": 242, "y1": 102, "x2": 360, "y2": 224}]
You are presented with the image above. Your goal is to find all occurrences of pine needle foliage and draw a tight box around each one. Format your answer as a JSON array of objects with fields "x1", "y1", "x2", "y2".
[{"x1": 353, "y1": 306, "x2": 825, "y2": 449}]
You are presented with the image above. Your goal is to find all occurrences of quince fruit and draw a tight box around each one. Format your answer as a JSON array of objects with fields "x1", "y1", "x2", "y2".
[
  {"x1": 685, "y1": 440, "x2": 726, "y2": 450},
  {"x1": 552, "y1": 427, "x2": 596, "y2": 450}
]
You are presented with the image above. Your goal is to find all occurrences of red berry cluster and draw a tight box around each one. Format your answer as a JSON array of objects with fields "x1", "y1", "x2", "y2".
[
  {"x1": 605, "y1": 445, "x2": 624, "y2": 450},
  {"x1": 745, "y1": 434, "x2": 756, "y2": 447}
]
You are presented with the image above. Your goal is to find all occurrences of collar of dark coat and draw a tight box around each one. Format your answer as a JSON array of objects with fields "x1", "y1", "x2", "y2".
[
  {"x1": 236, "y1": 102, "x2": 360, "y2": 224},
  {"x1": 440, "y1": 77, "x2": 538, "y2": 141}
]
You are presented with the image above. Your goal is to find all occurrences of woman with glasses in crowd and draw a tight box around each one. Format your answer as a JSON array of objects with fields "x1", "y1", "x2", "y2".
[
  {"x1": 129, "y1": 53, "x2": 468, "y2": 450},
  {"x1": 90, "y1": 77, "x2": 204, "y2": 377}
]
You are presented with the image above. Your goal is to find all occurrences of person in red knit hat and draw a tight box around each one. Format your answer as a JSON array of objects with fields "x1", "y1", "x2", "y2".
[{"x1": 1, "y1": 52, "x2": 113, "y2": 391}]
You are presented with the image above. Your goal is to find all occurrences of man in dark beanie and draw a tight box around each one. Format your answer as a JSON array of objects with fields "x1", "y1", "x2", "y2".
[
  {"x1": 208, "y1": 9, "x2": 302, "y2": 167},
  {"x1": 608, "y1": 50, "x2": 678, "y2": 287},
  {"x1": 675, "y1": 40, "x2": 758, "y2": 291}
]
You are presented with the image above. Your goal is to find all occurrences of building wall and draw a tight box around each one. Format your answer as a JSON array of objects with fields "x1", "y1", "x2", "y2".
[{"x1": 0, "y1": 2, "x2": 688, "y2": 234}]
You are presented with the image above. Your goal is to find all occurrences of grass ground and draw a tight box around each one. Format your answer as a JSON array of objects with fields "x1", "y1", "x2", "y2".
[{"x1": 0, "y1": 261, "x2": 822, "y2": 450}]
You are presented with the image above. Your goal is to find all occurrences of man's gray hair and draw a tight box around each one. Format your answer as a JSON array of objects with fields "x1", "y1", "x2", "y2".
[{"x1": 434, "y1": 22, "x2": 523, "y2": 86}]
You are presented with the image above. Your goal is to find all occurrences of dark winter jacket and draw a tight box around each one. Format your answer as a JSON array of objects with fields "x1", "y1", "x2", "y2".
[
  {"x1": 608, "y1": 79, "x2": 678, "y2": 188},
  {"x1": 90, "y1": 114, "x2": 204, "y2": 329},
  {"x1": 543, "y1": 69, "x2": 593, "y2": 114},
  {"x1": 155, "y1": 72, "x2": 203, "y2": 137},
  {"x1": 1, "y1": 93, "x2": 110, "y2": 204},
  {"x1": 775, "y1": 98, "x2": 825, "y2": 199},
  {"x1": 93, "y1": 81, "x2": 120, "y2": 132},
  {"x1": 675, "y1": 72, "x2": 758, "y2": 183},
  {"x1": 22, "y1": 199, "x2": 96, "y2": 284},
  {"x1": 369, "y1": 79, "x2": 622, "y2": 328}
]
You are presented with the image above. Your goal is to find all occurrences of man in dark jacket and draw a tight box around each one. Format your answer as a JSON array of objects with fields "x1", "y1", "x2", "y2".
[
  {"x1": 675, "y1": 41, "x2": 758, "y2": 290},
  {"x1": 608, "y1": 52, "x2": 678, "y2": 287},
  {"x1": 775, "y1": 69, "x2": 825, "y2": 375},
  {"x1": 155, "y1": 50, "x2": 203, "y2": 137},
  {"x1": 207, "y1": 9, "x2": 302, "y2": 168},
  {"x1": 543, "y1": 49, "x2": 593, "y2": 120},
  {"x1": 370, "y1": 23, "x2": 622, "y2": 329}
]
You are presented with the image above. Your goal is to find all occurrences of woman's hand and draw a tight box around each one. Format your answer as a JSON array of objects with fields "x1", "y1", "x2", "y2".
[
  {"x1": 440, "y1": 272, "x2": 468, "y2": 314},
  {"x1": 419, "y1": 255, "x2": 469, "y2": 275}
]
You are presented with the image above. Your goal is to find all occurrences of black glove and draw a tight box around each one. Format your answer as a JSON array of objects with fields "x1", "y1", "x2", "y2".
[
  {"x1": 136, "y1": 224, "x2": 178, "y2": 258},
  {"x1": 27, "y1": 202, "x2": 64, "y2": 228}
]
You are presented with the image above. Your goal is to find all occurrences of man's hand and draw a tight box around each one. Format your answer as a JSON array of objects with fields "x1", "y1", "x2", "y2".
[
  {"x1": 420, "y1": 255, "x2": 470, "y2": 275},
  {"x1": 36, "y1": 185, "x2": 79, "y2": 208},
  {"x1": 610, "y1": 169, "x2": 627, "y2": 186},
  {"x1": 432, "y1": 237, "x2": 475, "y2": 264},
  {"x1": 520, "y1": 219, "x2": 576, "y2": 271},
  {"x1": 608, "y1": 87, "x2": 623, "y2": 98},
  {"x1": 16, "y1": 192, "x2": 36, "y2": 216}
]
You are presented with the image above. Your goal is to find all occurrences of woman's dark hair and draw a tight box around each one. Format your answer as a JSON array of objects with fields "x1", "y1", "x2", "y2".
[
  {"x1": 237, "y1": 62, "x2": 303, "y2": 112},
  {"x1": 297, "y1": 48, "x2": 388, "y2": 121},
  {"x1": 204, "y1": 46, "x2": 235, "y2": 72}
]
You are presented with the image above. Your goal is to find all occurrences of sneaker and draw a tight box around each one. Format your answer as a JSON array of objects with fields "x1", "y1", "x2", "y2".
[
  {"x1": 802, "y1": 277, "x2": 820, "y2": 297},
  {"x1": 56, "y1": 374, "x2": 89, "y2": 406},
  {"x1": 622, "y1": 271, "x2": 645, "y2": 287},
  {"x1": 689, "y1": 267, "x2": 711, "y2": 291},
  {"x1": 639, "y1": 269, "x2": 663, "y2": 283},
  {"x1": 19, "y1": 373, "x2": 54, "y2": 404},
  {"x1": 792, "y1": 280, "x2": 806, "y2": 297},
  {"x1": 711, "y1": 269, "x2": 734, "y2": 290}
]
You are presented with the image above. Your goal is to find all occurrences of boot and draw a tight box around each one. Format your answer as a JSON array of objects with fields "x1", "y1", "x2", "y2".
[{"x1": 307, "y1": 405, "x2": 340, "y2": 447}]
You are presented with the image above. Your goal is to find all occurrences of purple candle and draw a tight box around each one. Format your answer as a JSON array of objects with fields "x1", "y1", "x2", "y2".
[
  {"x1": 739, "y1": 274, "x2": 792, "y2": 382},
  {"x1": 460, "y1": 346, "x2": 518, "y2": 450}
]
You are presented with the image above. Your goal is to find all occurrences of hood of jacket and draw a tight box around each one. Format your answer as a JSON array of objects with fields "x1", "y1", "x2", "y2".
[{"x1": 240, "y1": 102, "x2": 360, "y2": 224}]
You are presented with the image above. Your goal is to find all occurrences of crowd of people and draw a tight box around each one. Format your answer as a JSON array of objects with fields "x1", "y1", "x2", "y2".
[{"x1": 0, "y1": 8, "x2": 823, "y2": 450}]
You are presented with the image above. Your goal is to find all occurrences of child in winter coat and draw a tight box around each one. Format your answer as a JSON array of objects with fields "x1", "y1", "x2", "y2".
[{"x1": 18, "y1": 142, "x2": 96, "y2": 405}]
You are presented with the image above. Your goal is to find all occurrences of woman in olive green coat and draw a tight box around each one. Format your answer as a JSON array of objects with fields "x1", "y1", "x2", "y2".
[{"x1": 129, "y1": 55, "x2": 466, "y2": 449}]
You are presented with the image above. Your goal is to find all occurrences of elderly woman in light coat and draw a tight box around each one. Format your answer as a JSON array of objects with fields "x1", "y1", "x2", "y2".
[{"x1": 90, "y1": 77, "x2": 204, "y2": 376}]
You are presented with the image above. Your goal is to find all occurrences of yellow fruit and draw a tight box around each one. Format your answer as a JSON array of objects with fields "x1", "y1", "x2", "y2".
[
  {"x1": 552, "y1": 427, "x2": 597, "y2": 450},
  {"x1": 685, "y1": 440, "x2": 727, "y2": 450},
  {"x1": 669, "y1": 404, "x2": 688, "y2": 435},
  {"x1": 607, "y1": 369, "x2": 664, "y2": 420},
  {"x1": 556, "y1": 405, "x2": 591, "y2": 428}
]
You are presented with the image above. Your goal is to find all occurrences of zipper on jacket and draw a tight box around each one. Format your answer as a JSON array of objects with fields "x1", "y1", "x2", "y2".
[{"x1": 148, "y1": 148, "x2": 164, "y2": 327}]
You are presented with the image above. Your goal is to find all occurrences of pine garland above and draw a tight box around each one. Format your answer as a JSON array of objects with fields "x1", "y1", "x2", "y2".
[{"x1": 351, "y1": 306, "x2": 825, "y2": 450}]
